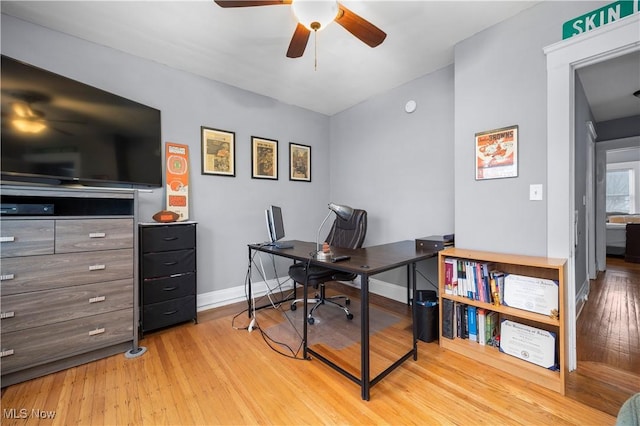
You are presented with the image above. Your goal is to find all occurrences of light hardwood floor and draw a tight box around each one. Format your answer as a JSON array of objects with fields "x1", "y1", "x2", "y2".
[
  {"x1": 566, "y1": 256, "x2": 640, "y2": 416},
  {"x1": 1, "y1": 283, "x2": 618, "y2": 425}
]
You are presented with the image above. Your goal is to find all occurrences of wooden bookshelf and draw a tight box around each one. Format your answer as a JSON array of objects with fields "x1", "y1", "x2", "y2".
[{"x1": 438, "y1": 248, "x2": 567, "y2": 394}]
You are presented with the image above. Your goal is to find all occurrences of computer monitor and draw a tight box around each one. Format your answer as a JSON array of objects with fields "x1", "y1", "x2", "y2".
[{"x1": 265, "y1": 205, "x2": 293, "y2": 248}]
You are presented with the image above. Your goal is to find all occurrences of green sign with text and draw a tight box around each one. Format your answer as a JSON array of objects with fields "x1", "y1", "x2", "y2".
[{"x1": 562, "y1": 0, "x2": 638, "y2": 39}]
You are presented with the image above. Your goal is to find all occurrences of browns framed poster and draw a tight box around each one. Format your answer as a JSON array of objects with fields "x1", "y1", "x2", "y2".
[
  {"x1": 475, "y1": 125, "x2": 518, "y2": 180},
  {"x1": 165, "y1": 142, "x2": 190, "y2": 221}
]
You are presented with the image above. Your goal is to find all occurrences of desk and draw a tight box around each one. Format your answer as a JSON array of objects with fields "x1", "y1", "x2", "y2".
[{"x1": 248, "y1": 240, "x2": 438, "y2": 400}]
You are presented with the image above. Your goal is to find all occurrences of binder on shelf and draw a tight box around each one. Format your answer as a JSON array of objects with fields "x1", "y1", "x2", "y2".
[{"x1": 442, "y1": 298, "x2": 455, "y2": 339}]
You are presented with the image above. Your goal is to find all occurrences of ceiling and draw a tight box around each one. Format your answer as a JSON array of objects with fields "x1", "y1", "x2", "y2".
[
  {"x1": 1, "y1": 1, "x2": 638, "y2": 119},
  {"x1": 1, "y1": 0, "x2": 540, "y2": 116},
  {"x1": 576, "y1": 50, "x2": 640, "y2": 123}
]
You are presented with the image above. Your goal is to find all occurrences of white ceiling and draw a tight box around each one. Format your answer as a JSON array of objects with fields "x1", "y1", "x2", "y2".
[
  {"x1": 577, "y1": 50, "x2": 640, "y2": 122},
  {"x1": 1, "y1": 0, "x2": 540, "y2": 116},
  {"x1": 2, "y1": 1, "x2": 638, "y2": 120}
]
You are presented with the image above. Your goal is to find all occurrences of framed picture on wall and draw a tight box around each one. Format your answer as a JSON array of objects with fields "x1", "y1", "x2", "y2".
[
  {"x1": 289, "y1": 142, "x2": 311, "y2": 182},
  {"x1": 475, "y1": 125, "x2": 518, "y2": 180},
  {"x1": 201, "y1": 127, "x2": 235, "y2": 177},
  {"x1": 251, "y1": 136, "x2": 278, "y2": 180}
]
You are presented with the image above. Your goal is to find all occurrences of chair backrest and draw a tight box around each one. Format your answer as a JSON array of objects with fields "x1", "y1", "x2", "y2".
[{"x1": 325, "y1": 209, "x2": 367, "y2": 249}]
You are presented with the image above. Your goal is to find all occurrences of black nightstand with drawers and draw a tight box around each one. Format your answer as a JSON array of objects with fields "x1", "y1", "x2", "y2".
[{"x1": 139, "y1": 222, "x2": 197, "y2": 335}]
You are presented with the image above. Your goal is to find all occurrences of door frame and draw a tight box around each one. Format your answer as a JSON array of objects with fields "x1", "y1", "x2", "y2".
[
  {"x1": 586, "y1": 121, "x2": 597, "y2": 280},
  {"x1": 544, "y1": 14, "x2": 639, "y2": 371}
]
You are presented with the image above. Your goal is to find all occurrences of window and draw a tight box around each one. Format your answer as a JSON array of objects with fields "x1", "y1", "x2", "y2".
[{"x1": 606, "y1": 166, "x2": 635, "y2": 214}]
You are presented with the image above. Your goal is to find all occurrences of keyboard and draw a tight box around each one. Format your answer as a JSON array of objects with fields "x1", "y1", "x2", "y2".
[{"x1": 274, "y1": 241, "x2": 294, "y2": 249}]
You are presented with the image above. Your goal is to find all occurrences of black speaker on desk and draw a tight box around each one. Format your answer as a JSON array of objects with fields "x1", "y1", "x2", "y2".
[
  {"x1": 415, "y1": 234, "x2": 454, "y2": 251},
  {"x1": 414, "y1": 290, "x2": 438, "y2": 343}
]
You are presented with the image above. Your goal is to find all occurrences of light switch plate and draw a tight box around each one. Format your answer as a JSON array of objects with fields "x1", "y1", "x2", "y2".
[{"x1": 530, "y1": 184, "x2": 543, "y2": 201}]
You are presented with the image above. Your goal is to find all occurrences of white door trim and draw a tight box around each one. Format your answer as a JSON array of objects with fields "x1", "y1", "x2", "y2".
[{"x1": 544, "y1": 14, "x2": 640, "y2": 371}]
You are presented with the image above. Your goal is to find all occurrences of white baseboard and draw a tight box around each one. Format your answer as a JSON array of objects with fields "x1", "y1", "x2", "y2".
[
  {"x1": 196, "y1": 277, "x2": 295, "y2": 312},
  {"x1": 196, "y1": 276, "x2": 408, "y2": 312},
  {"x1": 575, "y1": 277, "x2": 590, "y2": 318}
]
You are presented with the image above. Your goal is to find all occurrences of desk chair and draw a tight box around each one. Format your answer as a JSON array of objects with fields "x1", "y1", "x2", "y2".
[{"x1": 289, "y1": 209, "x2": 367, "y2": 324}]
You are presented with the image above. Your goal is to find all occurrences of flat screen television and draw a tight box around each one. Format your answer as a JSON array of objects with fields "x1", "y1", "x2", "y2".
[{"x1": 0, "y1": 55, "x2": 162, "y2": 188}]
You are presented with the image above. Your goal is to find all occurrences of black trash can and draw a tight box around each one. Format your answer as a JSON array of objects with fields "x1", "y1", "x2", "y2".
[{"x1": 414, "y1": 290, "x2": 439, "y2": 343}]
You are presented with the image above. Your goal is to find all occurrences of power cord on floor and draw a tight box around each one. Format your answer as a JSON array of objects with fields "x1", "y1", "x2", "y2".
[{"x1": 231, "y1": 250, "x2": 306, "y2": 359}]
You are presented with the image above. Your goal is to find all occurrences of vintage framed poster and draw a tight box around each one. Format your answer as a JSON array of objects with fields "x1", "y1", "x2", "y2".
[
  {"x1": 165, "y1": 142, "x2": 189, "y2": 221},
  {"x1": 289, "y1": 142, "x2": 311, "y2": 182},
  {"x1": 201, "y1": 126, "x2": 235, "y2": 177},
  {"x1": 251, "y1": 136, "x2": 278, "y2": 180},
  {"x1": 475, "y1": 125, "x2": 518, "y2": 180}
]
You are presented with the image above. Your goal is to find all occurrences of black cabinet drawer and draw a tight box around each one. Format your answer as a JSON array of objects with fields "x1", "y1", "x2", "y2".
[
  {"x1": 143, "y1": 273, "x2": 195, "y2": 305},
  {"x1": 143, "y1": 249, "x2": 195, "y2": 278},
  {"x1": 141, "y1": 224, "x2": 196, "y2": 253},
  {"x1": 142, "y1": 296, "x2": 196, "y2": 332}
]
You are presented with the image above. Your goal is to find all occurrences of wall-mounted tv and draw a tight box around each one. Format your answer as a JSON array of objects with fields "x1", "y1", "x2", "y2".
[{"x1": 1, "y1": 55, "x2": 162, "y2": 188}]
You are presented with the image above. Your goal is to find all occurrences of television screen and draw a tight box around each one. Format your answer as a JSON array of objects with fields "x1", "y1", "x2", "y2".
[{"x1": 0, "y1": 55, "x2": 162, "y2": 187}]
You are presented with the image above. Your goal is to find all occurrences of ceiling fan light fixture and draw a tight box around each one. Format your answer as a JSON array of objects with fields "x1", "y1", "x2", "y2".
[{"x1": 291, "y1": 0, "x2": 339, "y2": 32}]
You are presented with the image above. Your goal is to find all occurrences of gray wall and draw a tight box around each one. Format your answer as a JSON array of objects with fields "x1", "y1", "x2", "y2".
[
  {"x1": 597, "y1": 115, "x2": 640, "y2": 141},
  {"x1": 329, "y1": 66, "x2": 455, "y2": 245},
  {"x1": 574, "y1": 74, "x2": 596, "y2": 293},
  {"x1": 1, "y1": 14, "x2": 332, "y2": 298},
  {"x1": 452, "y1": 1, "x2": 607, "y2": 256},
  {"x1": 1, "y1": 0, "x2": 612, "y2": 303},
  {"x1": 329, "y1": 66, "x2": 455, "y2": 288}
]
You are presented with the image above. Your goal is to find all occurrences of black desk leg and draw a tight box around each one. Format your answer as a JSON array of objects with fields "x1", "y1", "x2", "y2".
[
  {"x1": 412, "y1": 262, "x2": 418, "y2": 361},
  {"x1": 361, "y1": 273, "x2": 370, "y2": 401},
  {"x1": 406, "y1": 266, "x2": 411, "y2": 305},
  {"x1": 303, "y1": 274, "x2": 309, "y2": 360},
  {"x1": 247, "y1": 246, "x2": 253, "y2": 318}
]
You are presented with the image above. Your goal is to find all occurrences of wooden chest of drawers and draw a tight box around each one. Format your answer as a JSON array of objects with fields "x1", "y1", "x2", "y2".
[
  {"x1": 139, "y1": 222, "x2": 197, "y2": 334},
  {"x1": 0, "y1": 186, "x2": 138, "y2": 387}
]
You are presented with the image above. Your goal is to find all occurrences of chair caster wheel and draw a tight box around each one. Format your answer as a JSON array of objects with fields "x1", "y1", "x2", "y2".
[
  {"x1": 346, "y1": 313, "x2": 354, "y2": 320},
  {"x1": 345, "y1": 299, "x2": 351, "y2": 305},
  {"x1": 308, "y1": 317, "x2": 315, "y2": 325},
  {"x1": 290, "y1": 303, "x2": 297, "y2": 311}
]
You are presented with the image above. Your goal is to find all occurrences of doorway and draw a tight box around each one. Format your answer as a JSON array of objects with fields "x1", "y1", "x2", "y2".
[
  {"x1": 544, "y1": 12, "x2": 639, "y2": 372},
  {"x1": 545, "y1": 13, "x2": 639, "y2": 416}
]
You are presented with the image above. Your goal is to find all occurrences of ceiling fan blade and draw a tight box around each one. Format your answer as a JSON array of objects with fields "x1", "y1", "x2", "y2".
[
  {"x1": 214, "y1": 0, "x2": 291, "y2": 7},
  {"x1": 286, "y1": 23, "x2": 310, "y2": 58},
  {"x1": 335, "y1": 4, "x2": 386, "y2": 48}
]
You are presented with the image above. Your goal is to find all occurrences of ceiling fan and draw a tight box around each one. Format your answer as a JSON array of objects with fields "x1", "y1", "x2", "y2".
[{"x1": 214, "y1": 0, "x2": 387, "y2": 58}]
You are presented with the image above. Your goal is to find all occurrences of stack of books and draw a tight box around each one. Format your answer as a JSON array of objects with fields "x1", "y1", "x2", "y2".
[{"x1": 441, "y1": 299, "x2": 500, "y2": 347}]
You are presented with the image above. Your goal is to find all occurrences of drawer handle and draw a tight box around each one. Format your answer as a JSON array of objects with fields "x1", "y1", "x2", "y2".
[
  {"x1": 163, "y1": 286, "x2": 177, "y2": 292},
  {"x1": 163, "y1": 237, "x2": 178, "y2": 241},
  {"x1": 0, "y1": 236, "x2": 15, "y2": 243},
  {"x1": 0, "y1": 274, "x2": 15, "y2": 281},
  {"x1": 89, "y1": 328, "x2": 105, "y2": 336},
  {"x1": 0, "y1": 349, "x2": 15, "y2": 357},
  {"x1": 89, "y1": 264, "x2": 106, "y2": 271},
  {"x1": 163, "y1": 310, "x2": 178, "y2": 316},
  {"x1": 89, "y1": 232, "x2": 106, "y2": 239},
  {"x1": 1, "y1": 311, "x2": 15, "y2": 319},
  {"x1": 163, "y1": 261, "x2": 178, "y2": 266},
  {"x1": 89, "y1": 296, "x2": 106, "y2": 303}
]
